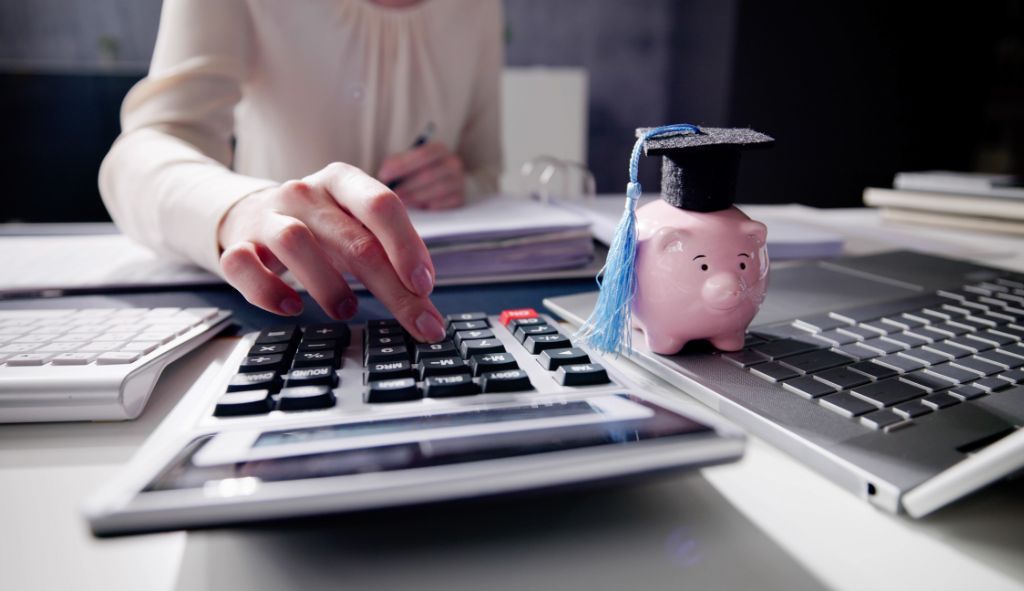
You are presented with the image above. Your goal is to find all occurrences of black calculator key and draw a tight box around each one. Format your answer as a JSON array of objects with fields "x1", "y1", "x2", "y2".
[
  {"x1": 366, "y1": 345, "x2": 409, "y2": 364},
  {"x1": 299, "y1": 340, "x2": 334, "y2": 353},
  {"x1": 460, "y1": 338, "x2": 505, "y2": 358},
  {"x1": 508, "y1": 317, "x2": 545, "y2": 330},
  {"x1": 415, "y1": 341, "x2": 458, "y2": 362},
  {"x1": 367, "y1": 334, "x2": 406, "y2": 348},
  {"x1": 424, "y1": 374, "x2": 479, "y2": 398},
  {"x1": 214, "y1": 390, "x2": 273, "y2": 417},
  {"x1": 524, "y1": 334, "x2": 572, "y2": 354},
  {"x1": 227, "y1": 371, "x2": 281, "y2": 393},
  {"x1": 365, "y1": 378, "x2": 421, "y2": 403},
  {"x1": 249, "y1": 343, "x2": 289, "y2": 355},
  {"x1": 446, "y1": 312, "x2": 488, "y2": 326},
  {"x1": 367, "y1": 325, "x2": 407, "y2": 339},
  {"x1": 239, "y1": 354, "x2": 287, "y2": 373},
  {"x1": 454, "y1": 329, "x2": 495, "y2": 347},
  {"x1": 449, "y1": 320, "x2": 489, "y2": 333},
  {"x1": 515, "y1": 324, "x2": 558, "y2": 342},
  {"x1": 555, "y1": 363, "x2": 610, "y2": 386},
  {"x1": 470, "y1": 352, "x2": 519, "y2": 376},
  {"x1": 284, "y1": 366, "x2": 337, "y2": 388},
  {"x1": 539, "y1": 347, "x2": 590, "y2": 370},
  {"x1": 367, "y1": 318, "x2": 401, "y2": 329},
  {"x1": 293, "y1": 350, "x2": 339, "y2": 368},
  {"x1": 304, "y1": 323, "x2": 351, "y2": 347},
  {"x1": 481, "y1": 369, "x2": 533, "y2": 393},
  {"x1": 368, "y1": 360, "x2": 416, "y2": 381},
  {"x1": 419, "y1": 357, "x2": 469, "y2": 379},
  {"x1": 255, "y1": 326, "x2": 298, "y2": 345},
  {"x1": 278, "y1": 385, "x2": 336, "y2": 411}
]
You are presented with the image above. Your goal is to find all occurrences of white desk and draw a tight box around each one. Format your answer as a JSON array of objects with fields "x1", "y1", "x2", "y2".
[{"x1": 2, "y1": 207, "x2": 1024, "y2": 591}]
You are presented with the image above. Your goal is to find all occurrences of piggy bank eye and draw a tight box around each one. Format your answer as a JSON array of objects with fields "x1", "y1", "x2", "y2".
[
  {"x1": 700, "y1": 264, "x2": 709, "y2": 272},
  {"x1": 739, "y1": 262, "x2": 747, "y2": 270}
]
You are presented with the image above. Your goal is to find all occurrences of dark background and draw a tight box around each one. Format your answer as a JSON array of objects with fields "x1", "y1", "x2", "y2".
[{"x1": 0, "y1": 0, "x2": 1021, "y2": 222}]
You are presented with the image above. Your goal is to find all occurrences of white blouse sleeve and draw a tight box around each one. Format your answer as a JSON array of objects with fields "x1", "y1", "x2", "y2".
[
  {"x1": 458, "y1": 1, "x2": 504, "y2": 199},
  {"x1": 98, "y1": 0, "x2": 276, "y2": 274}
]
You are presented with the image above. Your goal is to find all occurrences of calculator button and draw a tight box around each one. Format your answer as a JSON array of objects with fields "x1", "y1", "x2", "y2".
[
  {"x1": 367, "y1": 334, "x2": 406, "y2": 348},
  {"x1": 419, "y1": 357, "x2": 470, "y2": 379},
  {"x1": 365, "y1": 378, "x2": 421, "y2": 403},
  {"x1": 449, "y1": 320, "x2": 489, "y2": 333},
  {"x1": 469, "y1": 352, "x2": 519, "y2": 376},
  {"x1": 255, "y1": 326, "x2": 299, "y2": 345},
  {"x1": 214, "y1": 390, "x2": 273, "y2": 417},
  {"x1": 240, "y1": 354, "x2": 287, "y2": 373},
  {"x1": 366, "y1": 318, "x2": 401, "y2": 330},
  {"x1": 554, "y1": 363, "x2": 610, "y2": 386},
  {"x1": 298, "y1": 340, "x2": 334, "y2": 353},
  {"x1": 454, "y1": 329, "x2": 495, "y2": 347},
  {"x1": 524, "y1": 334, "x2": 571, "y2": 354},
  {"x1": 366, "y1": 346, "x2": 409, "y2": 364},
  {"x1": 368, "y1": 360, "x2": 416, "y2": 382},
  {"x1": 284, "y1": 366, "x2": 337, "y2": 389},
  {"x1": 278, "y1": 386, "x2": 336, "y2": 411},
  {"x1": 508, "y1": 317, "x2": 546, "y2": 331},
  {"x1": 499, "y1": 308, "x2": 538, "y2": 327},
  {"x1": 227, "y1": 371, "x2": 281, "y2": 393},
  {"x1": 414, "y1": 341, "x2": 458, "y2": 362},
  {"x1": 538, "y1": 348, "x2": 590, "y2": 370},
  {"x1": 424, "y1": 374, "x2": 479, "y2": 398},
  {"x1": 304, "y1": 324, "x2": 351, "y2": 348},
  {"x1": 460, "y1": 339, "x2": 505, "y2": 358},
  {"x1": 292, "y1": 350, "x2": 338, "y2": 368},
  {"x1": 250, "y1": 343, "x2": 289, "y2": 355},
  {"x1": 514, "y1": 324, "x2": 557, "y2": 342},
  {"x1": 480, "y1": 369, "x2": 533, "y2": 393},
  {"x1": 446, "y1": 312, "x2": 488, "y2": 326}
]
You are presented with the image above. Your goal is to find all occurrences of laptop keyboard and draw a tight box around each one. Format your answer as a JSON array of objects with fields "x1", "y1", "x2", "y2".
[{"x1": 723, "y1": 277, "x2": 1024, "y2": 432}]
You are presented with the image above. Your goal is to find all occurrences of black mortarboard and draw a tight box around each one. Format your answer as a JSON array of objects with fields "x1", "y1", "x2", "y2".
[{"x1": 637, "y1": 126, "x2": 774, "y2": 212}]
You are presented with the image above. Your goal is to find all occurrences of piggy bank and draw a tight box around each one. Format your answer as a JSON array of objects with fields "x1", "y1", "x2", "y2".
[{"x1": 632, "y1": 200, "x2": 769, "y2": 354}]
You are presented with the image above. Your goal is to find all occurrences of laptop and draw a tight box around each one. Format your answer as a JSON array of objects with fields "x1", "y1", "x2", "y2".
[{"x1": 545, "y1": 250, "x2": 1024, "y2": 517}]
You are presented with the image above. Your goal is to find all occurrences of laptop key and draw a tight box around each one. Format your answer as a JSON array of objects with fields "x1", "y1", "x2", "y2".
[
  {"x1": 900, "y1": 370, "x2": 955, "y2": 393},
  {"x1": 897, "y1": 348, "x2": 948, "y2": 366},
  {"x1": 860, "y1": 409, "x2": 910, "y2": 431},
  {"x1": 749, "y1": 362, "x2": 799, "y2": 383},
  {"x1": 721, "y1": 349, "x2": 769, "y2": 368},
  {"x1": 949, "y1": 385, "x2": 986, "y2": 400},
  {"x1": 750, "y1": 339, "x2": 821, "y2": 360},
  {"x1": 836, "y1": 326, "x2": 878, "y2": 341},
  {"x1": 814, "y1": 367, "x2": 870, "y2": 390},
  {"x1": 883, "y1": 332, "x2": 930, "y2": 348},
  {"x1": 832, "y1": 343, "x2": 879, "y2": 361},
  {"x1": 893, "y1": 401, "x2": 933, "y2": 418},
  {"x1": 782, "y1": 376, "x2": 837, "y2": 399},
  {"x1": 973, "y1": 377, "x2": 1010, "y2": 393},
  {"x1": 793, "y1": 313, "x2": 849, "y2": 332},
  {"x1": 968, "y1": 330, "x2": 1017, "y2": 347},
  {"x1": 951, "y1": 356, "x2": 1003, "y2": 377},
  {"x1": 850, "y1": 378, "x2": 927, "y2": 407},
  {"x1": 921, "y1": 393, "x2": 960, "y2": 410},
  {"x1": 974, "y1": 350, "x2": 1024, "y2": 369},
  {"x1": 848, "y1": 361, "x2": 898, "y2": 381},
  {"x1": 820, "y1": 392, "x2": 877, "y2": 418},
  {"x1": 873, "y1": 354, "x2": 925, "y2": 374},
  {"x1": 812, "y1": 330, "x2": 858, "y2": 346},
  {"x1": 778, "y1": 350, "x2": 853, "y2": 374},
  {"x1": 858, "y1": 338, "x2": 905, "y2": 355},
  {"x1": 998, "y1": 369, "x2": 1024, "y2": 384},
  {"x1": 881, "y1": 315, "x2": 925, "y2": 330},
  {"x1": 922, "y1": 341, "x2": 971, "y2": 359}
]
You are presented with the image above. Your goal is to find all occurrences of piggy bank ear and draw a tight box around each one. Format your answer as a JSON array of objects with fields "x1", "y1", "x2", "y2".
[
  {"x1": 652, "y1": 227, "x2": 690, "y2": 253},
  {"x1": 741, "y1": 220, "x2": 768, "y2": 247}
]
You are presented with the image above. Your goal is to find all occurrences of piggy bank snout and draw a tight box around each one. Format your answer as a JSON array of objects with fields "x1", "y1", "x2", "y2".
[{"x1": 701, "y1": 272, "x2": 745, "y2": 311}]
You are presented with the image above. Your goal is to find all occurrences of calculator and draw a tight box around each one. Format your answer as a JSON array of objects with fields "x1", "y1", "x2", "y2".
[{"x1": 84, "y1": 309, "x2": 744, "y2": 536}]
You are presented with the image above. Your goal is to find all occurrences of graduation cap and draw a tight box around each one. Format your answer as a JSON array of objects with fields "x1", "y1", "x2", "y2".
[{"x1": 575, "y1": 124, "x2": 774, "y2": 355}]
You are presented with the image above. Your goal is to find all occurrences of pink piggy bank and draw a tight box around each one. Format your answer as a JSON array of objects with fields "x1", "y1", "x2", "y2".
[{"x1": 632, "y1": 200, "x2": 769, "y2": 354}]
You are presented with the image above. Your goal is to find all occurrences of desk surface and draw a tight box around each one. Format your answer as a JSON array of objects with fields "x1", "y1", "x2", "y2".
[{"x1": 2, "y1": 206, "x2": 1024, "y2": 591}]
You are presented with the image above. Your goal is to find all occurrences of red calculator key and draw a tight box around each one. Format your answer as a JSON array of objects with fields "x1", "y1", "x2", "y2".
[{"x1": 499, "y1": 308, "x2": 538, "y2": 326}]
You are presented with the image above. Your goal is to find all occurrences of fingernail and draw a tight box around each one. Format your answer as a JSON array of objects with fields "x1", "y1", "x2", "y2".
[
  {"x1": 415, "y1": 311, "x2": 446, "y2": 343},
  {"x1": 280, "y1": 298, "x2": 303, "y2": 316},
  {"x1": 411, "y1": 264, "x2": 434, "y2": 296},
  {"x1": 335, "y1": 297, "x2": 358, "y2": 319}
]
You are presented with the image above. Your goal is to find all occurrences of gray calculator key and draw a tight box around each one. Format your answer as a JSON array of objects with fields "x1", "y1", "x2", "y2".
[
  {"x1": 449, "y1": 320, "x2": 489, "y2": 333},
  {"x1": 515, "y1": 324, "x2": 558, "y2": 343},
  {"x1": 285, "y1": 366, "x2": 337, "y2": 388},
  {"x1": 366, "y1": 346, "x2": 409, "y2": 364},
  {"x1": 227, "y1": 371, "x2": 281, "y2": 393},
  {"x1": 445, "y1": 312, "x2": 488, "y2": 326},
  {"x1": 454, "y1": 329, "x2": 495, "y2": 348},
  {"x1": 820, "y1": 392, "x2": 877, "y2": 418},
  {"x1": 368, "y1": 360, "x2": 416, "y2": 382},
  {"x1": 415, "y1": 341, "x2": 458, "y2": 362},
  {"x1": 469, "y1": 352, "x2": 518, "y2": 376}
]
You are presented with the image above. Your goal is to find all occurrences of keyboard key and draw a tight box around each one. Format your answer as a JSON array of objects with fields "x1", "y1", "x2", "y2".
[
  {"x1": 499, "y1": 308, "x2": 538, "y2": 326},
  {"x1": 304, "y1": 323, "x2": 351, "y2": 347},
  {"x1": 998, "y1": 369, "x2": 1024, "y2": 385},
  {"x1": 227, "y1": 371, "x2": 281, "y2": 393},
  {"x1": 793, "y1": 313, "x2": 849, "y2": 332},
  {"x1": 893, "y1": 401, "x2": 933, "y2": 418},
  {"x1": 858, "y1": 338, "x2": 905, "y2": 355},
  {"x1": 481, "y1": 369, "x2": 533, "y2": 392},
  {"x1": 811, "y1": 329, "x2": 858, "y2": 346},
  {"x1": 968, "y1": 330, "x2": 1017, "y2": 347},
  {"x1": 899, "y1": 370, "x2": 955, "y2": 393},
  {"x1": 285, "y1": 366, "x2": 337, "y2": 388},
  {"x1": 813, "y1": 367, "x2": 870, "y2": 390},
  {"x1": 720, "y1": 349, "x2": 769, "y2": 368},
  {"x1": 848, "y1": 361, "x2": 898, "y2": 381},
  {"x1": 881, "y1": 315, "x2": 925, "y2": 330},
  {"x1": 96, "y1": 351, "x2": 142, "y2": 365},
  {"x1": 778, "y1": 349, "x2": 852, "y2": 374},
  {"x1": 5, "y1": 353, "x2": 51, "y2": 366},
  {"x1": 414, "y1": 341, "x2": 458, "y2": 362},
  {"x1": 366, "y1": 346, "x2": 409, "y2": 364},
  {"x1": 882, "y1": 332, "x2": 929, "y2": 348},
  {"x1": 921, "y1": 393, "x2": 960, "y2": 410},
  {"x1": 897, "y1": 348, "x2": 948, "y2": 366},
  {"x1": 419, "y1": 357, "x2": 470, "y2": 379},
  {"x1": 951, "y1": 356, "x2": 1003, "y2": 377},
  {"x1": 365, "y1": 378, "x2": 421, "y2": 403},
  {"x1": 949, "y1": 385, "x2": 986, "y2": 400},
  {"x1": 368, "y1": 360, "x2": 416, "y2": 382},
  {"x1": 832, "y1": 343, "x2": 879, "y2": 361},
  {"x1": 524, "y1": 334, "x2": 572, "y2": 355},
  {"x1": 454, "y1": 329, "x2": 495, "y2": 347},
  {"x1": 749, "y1": 362, "x2": 800, "y2": 383},
  {"x1": 240, "y1": 354, "x2": 287, "y2": 373},
  {"x1": 973, "y1": 377, "x2": 1010, "y2": 393},
  {"x1": 923, "y1": 341, "x2": 971, "y2": 359},
  {"x1": 249, "y1": 343, "x2": 289, "y2": 355},
  {"x1": 837, "y1": 326, "x2": 878, "y2": 340},
  {"x1": 873, "y1": 354, "x2": 925, "y2": 373},
  {"x1": 50, "y1": 352, "x2": 97, "y2": 365},
  {"x1": 850, "y1": 378, "x2": 927, "y2": 407},
  {"x1": 860, "y1": 409, "x2": 909, "y2": 431},
  {"x1": 782, "y1": 376, "x2": 837, "y2": 399},
  {"x1": 278, "y1": 385, "x2": 336, "y2": 411},
  {"x1": 469, "y1": 352, "x2": 518, "y2": 376},
  {"x1": 539, "y1": 347, "x2": 591, "y2": 370},
  {"x1": 974, "y1": 350, "x2": 1024, "y2": 369},
  {"x1": 255, "y1": 326, "x2": 298, "y2": 345},
  {"x1": 214, "y1": 389, "x2": 273, "y2": 417},
  {"x1": 460, "y1": 338, "x2": 506, "y2": 358},
  {"x1": 78, "y1": 341, "x2": 124, "y2": 353},
  {"x1": 514, "y1": 324, "x2": 558, "y2": 342},
  {"x1": 424, "y1": 374, "x2": 479, "y2": 398},
  {"x1": 445, "y1": 312, "x2": 488, "y2": 326},
  {"x1": 820, "y1": 392, "x2": 877, "y2": 418},
  {"x1": 924, "y1": 363, "x2": 978, "y2": 384},
  {"x1": 926, "y1": 322, "x2": 971, "y2": 338},
  {"x1": 555, "y1": 363, "x2": 611, "y2": 386},
  {"x1": 750, "y1": 339, "x2": 820, "y2": 360},
  {"x1": 449, "y1": 320, "x2": 489, "y2": 333},
  {"x1": 992, "y1": 325, "x2": 1024, "y2": 340}
]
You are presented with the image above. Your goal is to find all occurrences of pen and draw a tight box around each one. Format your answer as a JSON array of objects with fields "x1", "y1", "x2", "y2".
[{"x1": 386, "y1": 121, "x2": 436, "y2": 190}]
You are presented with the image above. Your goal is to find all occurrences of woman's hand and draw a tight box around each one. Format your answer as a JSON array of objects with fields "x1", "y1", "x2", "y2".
[
  {"x1": 377, "y1": 141, "x2": 466, "y2": 210},
  {"x1": 217, "y1": 162, "x2": 446, "y2": 343}
]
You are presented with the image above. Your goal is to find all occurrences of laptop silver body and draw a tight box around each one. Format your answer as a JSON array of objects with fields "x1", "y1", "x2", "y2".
[{"x1": 545, "y1": 251, "x2": 1024, "y2": 517}]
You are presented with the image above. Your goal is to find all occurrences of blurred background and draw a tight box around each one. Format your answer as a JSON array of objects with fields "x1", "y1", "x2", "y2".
[{"x1": 1, "y1": 0, "x2": 1021, "y2": 222}]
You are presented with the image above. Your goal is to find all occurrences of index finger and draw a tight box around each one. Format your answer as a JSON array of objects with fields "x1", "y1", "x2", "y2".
[
  {"x1": 307, "y1": 163, "x2": 436, "y2": 298},
  {"x1": 377, "y1": 142, "x2": 448, "y2": 185}
]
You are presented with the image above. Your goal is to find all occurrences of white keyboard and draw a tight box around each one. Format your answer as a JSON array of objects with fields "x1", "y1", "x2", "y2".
[{"x1": 0, "y1": 307, "x2": 233, "y2": 423}]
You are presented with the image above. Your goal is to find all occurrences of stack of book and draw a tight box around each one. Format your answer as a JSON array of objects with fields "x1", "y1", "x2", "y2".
[{"x1": 863, "y1": 171, "x2": 1024, "y2": 235}]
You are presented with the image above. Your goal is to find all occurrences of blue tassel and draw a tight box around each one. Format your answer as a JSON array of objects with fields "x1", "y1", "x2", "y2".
[{"x1": 576, "y1": 123, "x2": 700, "y2": 356}]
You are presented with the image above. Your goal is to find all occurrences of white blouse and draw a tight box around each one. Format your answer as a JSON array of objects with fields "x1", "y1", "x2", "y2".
[{"x1": 100, "y1": 0, "x2": 503, "y2": 273}]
